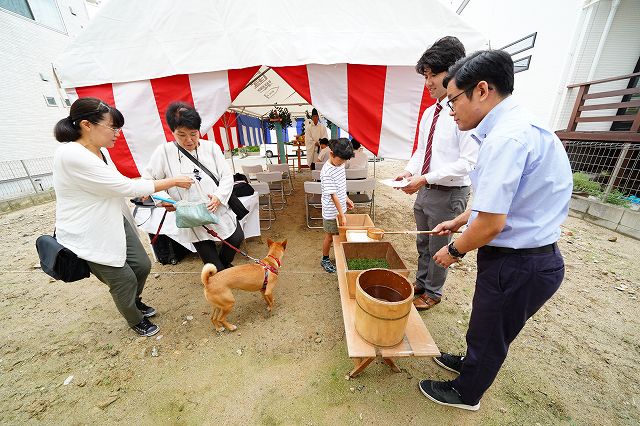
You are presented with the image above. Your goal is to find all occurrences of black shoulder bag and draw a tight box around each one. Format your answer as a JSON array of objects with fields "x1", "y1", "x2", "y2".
[
  {"x1": 36, "y1": 231, "x2": 91, "y2": 282},
  {"x1": 175, "y1": 143, "x2": 249, "y2": 220}
]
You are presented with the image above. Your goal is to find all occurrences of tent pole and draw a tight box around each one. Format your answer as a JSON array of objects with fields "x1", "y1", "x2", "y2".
[
  {"x1": 373, "y1": 155, "x2": 377, "y2": 179},
  {"x1": 222, "y1": 112, "x2": 236, "y2": 174}
]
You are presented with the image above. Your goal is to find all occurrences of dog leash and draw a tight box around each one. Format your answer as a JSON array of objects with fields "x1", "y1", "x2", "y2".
[
  {"x1": 150, "y1": 210, "x2": 168, "y2": 245},
  {"x1": 201, "y1": 226, "x2": 280, "y2": 291}
]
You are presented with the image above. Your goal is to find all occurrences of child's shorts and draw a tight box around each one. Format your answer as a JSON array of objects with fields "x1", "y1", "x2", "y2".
[{"x1": 323, "y1": 218, "x2": 338, "y2": 234}]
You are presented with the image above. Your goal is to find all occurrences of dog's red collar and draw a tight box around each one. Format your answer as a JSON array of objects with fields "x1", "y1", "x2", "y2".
[
  {"x1": 267, "y1": 254, "x2": 281, "y2": 268},
  {"x1": 260, "y1": 255, "x2": 281, "y2": 292}
]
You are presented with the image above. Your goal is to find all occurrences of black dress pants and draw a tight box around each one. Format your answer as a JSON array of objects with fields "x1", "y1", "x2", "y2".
[
  {"x1": 452, "y1": 245, "x2": 564, "y2": 405},
  {"x1": 193, "y1": 223, "x2": 245, "y2": 271}
]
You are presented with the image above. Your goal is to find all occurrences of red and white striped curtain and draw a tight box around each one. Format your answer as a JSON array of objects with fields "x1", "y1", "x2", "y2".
[{"x1": 66, "y1": 64, "x2": 433, "y2": 178}]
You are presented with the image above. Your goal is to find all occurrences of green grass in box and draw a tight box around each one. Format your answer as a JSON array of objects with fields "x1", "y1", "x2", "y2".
[{"x1": 347, "y1": 258, "x2": 390, "y2": 270}]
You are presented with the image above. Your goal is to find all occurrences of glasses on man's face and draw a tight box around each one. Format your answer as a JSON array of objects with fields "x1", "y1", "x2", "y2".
[
  {"x1": 96, "y1": 122, "x2": 122, "y2": 133},
  {"x1": 446, "y1": 90, "x2": 468, "y2": 112}
]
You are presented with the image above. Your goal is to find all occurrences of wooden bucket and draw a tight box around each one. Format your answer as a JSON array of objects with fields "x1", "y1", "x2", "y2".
[{"x1": 354, "y1": 269, "x2": 414, "y2": 347}]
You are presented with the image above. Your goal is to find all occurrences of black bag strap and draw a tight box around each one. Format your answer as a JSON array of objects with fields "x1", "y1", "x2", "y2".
[{"x1": 174, "y1": 142, "x2": 220, "y2": 186}]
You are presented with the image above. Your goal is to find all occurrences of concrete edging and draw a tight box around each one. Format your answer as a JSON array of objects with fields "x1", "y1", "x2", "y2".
[
  {"x1": 0, "y1": 191, "x2": 56, "y2": 214},
  {"x1": 569, "y1": 195, "x2": 640, "y2": 240}
]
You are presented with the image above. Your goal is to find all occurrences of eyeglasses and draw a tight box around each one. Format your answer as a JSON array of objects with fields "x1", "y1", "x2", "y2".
[
  {"x1": 446, "y1": 90, "x2": 469, "y2": 112},
  {"x1": 96, "y1": 122, "x2": 122, "y2": 133}
]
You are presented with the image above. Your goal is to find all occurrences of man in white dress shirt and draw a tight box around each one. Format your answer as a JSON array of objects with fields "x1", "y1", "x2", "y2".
[
  {"x1": 394, "y1": 36, "x2": 478, "y2": 310},
  {"x1": 305, "y1": 108, "x2": 328, "y2": 169}
]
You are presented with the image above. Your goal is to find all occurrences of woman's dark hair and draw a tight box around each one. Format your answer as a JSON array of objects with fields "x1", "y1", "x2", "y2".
[
  {"x1": 166, "y1": 102, "x2": 202, "y2": 131},
  {"x1": 319, "y1": 138, "x2": 329, "y2": 146},
  {"x1": 332, "y1": 138, "x2": 354, "y2": 161},
  {"x1": 350, "y1": 138, "x2": 361, "y2": 150},
  {"x1": 415, "y1": 36, "x2": 466, "y2": 76},
  {"x1": 54, "y1": 97, "x2": 124, "y2": 142},
  {"x1": 444, "y1": 50, "x2": 515, "y2": 97}
]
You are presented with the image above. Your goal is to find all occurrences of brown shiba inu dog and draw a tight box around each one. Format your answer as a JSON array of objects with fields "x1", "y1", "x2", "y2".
[{"x1": 200, "y1": 239, "x2": 287, "y2": 331}]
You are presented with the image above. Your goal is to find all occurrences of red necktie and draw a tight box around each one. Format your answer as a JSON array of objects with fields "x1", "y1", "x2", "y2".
[{"x1": 421, "y1": 102, "x2": 442, "y2": 176}]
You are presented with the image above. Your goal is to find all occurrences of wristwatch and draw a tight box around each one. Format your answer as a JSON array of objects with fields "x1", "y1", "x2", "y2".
[{"x1": 447, "y1": 242, "x2": 465, "y2": 259}]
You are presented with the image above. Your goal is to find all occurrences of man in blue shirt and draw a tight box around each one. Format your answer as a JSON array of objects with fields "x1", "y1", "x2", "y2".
[{"x1": 418, "y1": 50, "x2": 572, "y2": 411}]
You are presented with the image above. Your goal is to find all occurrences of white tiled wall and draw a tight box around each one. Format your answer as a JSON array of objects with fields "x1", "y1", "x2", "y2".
[{"x1": 0, "y1": 0, "x2": 90, "y2": 162}]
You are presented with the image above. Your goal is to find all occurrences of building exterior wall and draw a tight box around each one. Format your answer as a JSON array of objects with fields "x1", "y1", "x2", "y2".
[
  {"x1": 449, "y1": 0, "x2": 639, "y2": 132},
  {"x1": 0, "y1": 0, "x2": 90, "y2": 162},
  {"x1": 456, "y1": 0, "x2": 583, "y2": 126},
  {"x1": 554, "y1": 0, "x2": 640, "y2": 132}
]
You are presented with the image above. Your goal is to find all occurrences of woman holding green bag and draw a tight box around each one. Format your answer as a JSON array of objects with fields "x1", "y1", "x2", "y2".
[{"x1": 143, "y1": 102, "x2": 245, "y2": 271}]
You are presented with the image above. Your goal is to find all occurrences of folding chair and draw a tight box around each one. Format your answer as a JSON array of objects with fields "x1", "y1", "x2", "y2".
[
  {"x1": 255, "y1": 171, "x2": 286, "y2": 210},
  {"x1": 345, "y1": 168, "x2": 368, "y2": 180},
  {"x1": 250, "y1": 181, "x2": 275, "y2": 230},
  {"x1": 311, "y1": 169, "x2": 322, "y2": 181},
  {"x1": 304, "y1": 181, "x2": 324, "y2": 229},
  {"x1": 346, "y1": 178, "x2": 376, "y2": 221},
  {"x1": 267, "y1": 163, "x2": 293, "y2": 195},
  {"x1": 314, "y1": 161, "x2": 326, "y2": 171},
  {"x1": 242, "y1": 165, "x2": 264, "y2": 181}
]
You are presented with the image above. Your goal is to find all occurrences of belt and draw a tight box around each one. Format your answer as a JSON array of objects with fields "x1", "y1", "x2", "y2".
[
  {"x1": 424, "y1": 184, "x2": 468, "y2": 191},
  {"x1": 480, "y1": 243, "x2": 557, "y2": 255}
]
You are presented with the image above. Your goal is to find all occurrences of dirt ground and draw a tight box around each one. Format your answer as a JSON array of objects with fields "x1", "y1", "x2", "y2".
[{"x1": 0, "y1": 159, "x2": 639, "y2": 425}]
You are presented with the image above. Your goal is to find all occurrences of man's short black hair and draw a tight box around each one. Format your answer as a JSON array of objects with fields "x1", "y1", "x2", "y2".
[
  {"x1": 444, "y1": 50, "x2": 514, "y2": 97},
  {"x1": 331, "y1": 138, "x2": 354, "y2": 161},
  {"x1": 311, "y1": 108, "x2": 319, "y2": 117},
  {"x1": 166, "y1": 102, "x2": 202, "y2": 131},
  {"x1": 415, "y1": 36, "x2": 466, "y2": 75},
  {"x1": 319, "y1": 138, "x2": 329, "y2": 146}
]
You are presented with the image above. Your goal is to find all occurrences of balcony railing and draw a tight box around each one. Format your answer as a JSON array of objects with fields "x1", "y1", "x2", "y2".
[{"x1": 556, "y1": 71, "x2": 640, "y2": 143}]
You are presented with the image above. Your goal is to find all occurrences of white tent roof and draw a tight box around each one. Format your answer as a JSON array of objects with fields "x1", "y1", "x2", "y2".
[
  {"x1": 53, "y1": 0, "x2": 488, "y2": 175},
  {"x1": 54, "y1": 0, "x2": 487, "y2": 89}
]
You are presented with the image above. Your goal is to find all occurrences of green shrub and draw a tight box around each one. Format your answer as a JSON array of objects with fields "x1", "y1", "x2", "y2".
[
  {"x1": 572, "y1": 172, "x2": 602, "y2": 196},
  {"x1": 605, "y1": 190, "x2": 631, "y2": 208}
]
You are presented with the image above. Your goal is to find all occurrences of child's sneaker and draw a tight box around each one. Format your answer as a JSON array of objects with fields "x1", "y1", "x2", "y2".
[{"x1": 321, "y1": 258, "x2": 336, "y2": 273}]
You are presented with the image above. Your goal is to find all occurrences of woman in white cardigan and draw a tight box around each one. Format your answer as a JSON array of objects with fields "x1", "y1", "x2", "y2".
[
  {"x1": 53, "y1": 97, "x2": 193, "y2": 337},
  {"x1": 142, "y1": 102, "x2": 244, "y2": 271}
]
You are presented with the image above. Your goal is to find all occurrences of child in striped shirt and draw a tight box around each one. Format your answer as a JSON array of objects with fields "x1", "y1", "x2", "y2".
[{"x1": 320, "y1": 138, "x2": 354, "y2": 273}]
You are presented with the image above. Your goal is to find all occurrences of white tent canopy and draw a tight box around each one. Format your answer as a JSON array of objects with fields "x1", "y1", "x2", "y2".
[
  {"x1": 55, "y1": 0, "x2": 486, "y2": 88},
  {"x1": 54, "y1": 0, "x2": 487, "y2": 178}
]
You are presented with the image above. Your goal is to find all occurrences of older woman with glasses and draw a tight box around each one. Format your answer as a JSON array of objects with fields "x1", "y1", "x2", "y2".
[
  {"x1": 142, "y1": 102, "x2": 244, "y2": 271},
  {"x1": 53, "y1": 97, "x2": 193, "y2": 336}
]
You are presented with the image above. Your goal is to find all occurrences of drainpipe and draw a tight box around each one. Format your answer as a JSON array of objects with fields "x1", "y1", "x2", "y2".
[{"x1": 587, "y1": 0, "x2": 621, "y2": 81}]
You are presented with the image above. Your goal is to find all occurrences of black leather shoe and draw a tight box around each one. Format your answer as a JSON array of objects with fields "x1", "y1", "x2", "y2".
[
  {"x1": 419, "y1": 380, "x2": 479, "y2": 411},
  {"x1": 434, "y1": 353, "x2": 464, "y2": 374}
]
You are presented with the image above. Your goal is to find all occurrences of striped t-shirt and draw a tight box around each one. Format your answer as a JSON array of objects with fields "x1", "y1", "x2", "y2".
[{"x1": 320, "y1": 161, "x2": 347, "y2": 220}]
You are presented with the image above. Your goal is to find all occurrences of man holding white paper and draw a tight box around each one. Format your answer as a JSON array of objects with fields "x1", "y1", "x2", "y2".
[{"x1": 394, "y1": 36, "x2": 478, "y2": 310}]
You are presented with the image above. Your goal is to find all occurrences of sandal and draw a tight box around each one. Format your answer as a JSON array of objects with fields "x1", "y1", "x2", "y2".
[{"x1": 413, "y1": 294, "x2": 441, "y2": 311}]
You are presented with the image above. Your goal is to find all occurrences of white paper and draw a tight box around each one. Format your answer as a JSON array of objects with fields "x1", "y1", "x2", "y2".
[
  {"x1": 379, "y1": 178, "x2": 410, "y2": 188},
  {"x1": 346, "y1": 230, "x2": 377, "y2": 242}
]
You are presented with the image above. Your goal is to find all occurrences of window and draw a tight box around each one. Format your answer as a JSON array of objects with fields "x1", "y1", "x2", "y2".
[
  {"x1": 0, "y1": 0, "x2": 34, "y2": 19},
  {"x1": 44, "y1": 95, "x2": 58, "y2": 107},
  {"x1": 499, "y1": 33, "x2": 537, "y2": 56},
  {"x1": 514, "y1": 56, "x2": 532, "y2": 74},
  {"x1": 0, "y1": 0, "x2": 65, "y2": 32}
]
